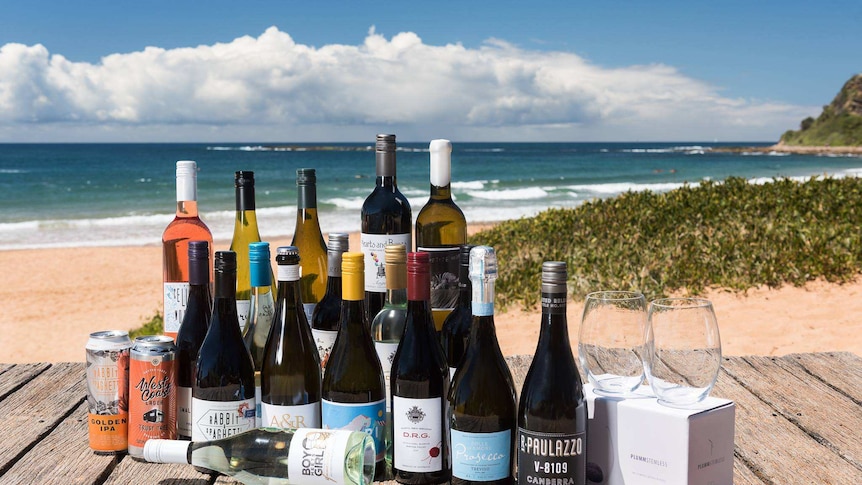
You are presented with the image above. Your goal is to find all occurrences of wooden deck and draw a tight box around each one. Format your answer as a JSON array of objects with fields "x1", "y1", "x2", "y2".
[{"x1": 0, "y1": 352, "x2": 859, "y2": 484}]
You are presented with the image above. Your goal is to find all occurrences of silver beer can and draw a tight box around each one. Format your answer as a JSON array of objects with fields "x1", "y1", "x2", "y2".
[{"x1": 86, "y1": 330, "x2": 132, "y2": 454}]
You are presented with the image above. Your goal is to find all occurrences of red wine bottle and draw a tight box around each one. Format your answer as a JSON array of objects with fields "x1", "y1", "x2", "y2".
[
  {"x1": 312, "y1": 233, "x2": 350, "y2": 373},
  {"x1": 440, "y1": 244, "x2": 474, "y2": 380}
]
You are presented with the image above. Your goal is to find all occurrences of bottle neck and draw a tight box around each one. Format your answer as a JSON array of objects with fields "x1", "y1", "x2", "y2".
[
  {"x1": 470, "y1": 277, "x2": 495, "y2": 317},
  {"x1": 176, "y1": 200, "x2": 200, "y2": 218},
  {"x1": 189, "y1": 256, "x2": 209, "y2": 286},
  {"x1": 276, "y1": 264, "x2": 303, "y2": 305},
  {"x1": 214, "y1": 271, "x2": 237, "y2": 300},
  {"x1": 295, "y1": 207, "x2": 323, "y2": 235},
  {"x1": 457, "y1": 266, "x2": 471, "y2": 306},
  {"x1": 327, "y1": 252, "x2": 344, "y2": 278},
  {"x1": 236, "y1": 185, "x2": 255, "y2": 212},
  {"x1": 385, "y1": 288, "x2": 407, "y2": 307},
  {"x1": 376, "y1": 174, "x2": 397, "y2": 189},
  {"x1": 538, "y1": 291, "x2": 570, "y2": 347},
  {"x1": 342, "y1": 269, "x2": 364, "y2": 302},
  {"x1": 429, "y1": 183, "x2": 453, "y2": 201},
  {"x1": 376, "y1": 152, "x2": 397, "y2": 188},
  {"x1": 297, "y1": 182, "x2": 318, "y2": 210}
]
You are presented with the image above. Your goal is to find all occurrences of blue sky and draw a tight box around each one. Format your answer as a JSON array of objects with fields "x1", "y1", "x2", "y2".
[{"x1": 0, "y1": 1, "x2": 859, "y2": 142}]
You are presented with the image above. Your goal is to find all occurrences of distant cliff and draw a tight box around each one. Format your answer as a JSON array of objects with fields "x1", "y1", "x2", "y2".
[{"x1": 780, "y1": 74, "x2": 862, "y2": 147}]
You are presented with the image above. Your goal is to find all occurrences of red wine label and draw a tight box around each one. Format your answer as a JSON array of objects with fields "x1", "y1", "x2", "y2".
[
  {"x1": 541, "y1": 292, "x2": 567, "y2": 315},
  {"x1": 393, "y1": 396, "x2": 444, "y2": 472},
  {"x1": 418, "y1": 246, "x2": 460, "y2": 312},
  {"x1": 517, "y1": 428, "x2": 586, "y2": 485},
  {"x1": 360, "y1": 233, "x2": 411, "y2": 292},
  {"x1": 191, "y1": 397, "x2": 256, "y2": 441},
  {"x1": 286, "y1": 428, "x2": 352, "y2": 484},
  {"x1": 374, "y1": 341, "x2": 400, "y2": 412},
  {"x1": 163, "y1": 282, "x2": 189, "y2": 337}
]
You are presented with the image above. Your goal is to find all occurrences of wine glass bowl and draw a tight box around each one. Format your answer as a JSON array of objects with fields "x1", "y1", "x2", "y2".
[
  {"x1": 578, "y1": 291, "x2": 648, "y2": 395},
  {"x1": 644, "y1": 298, "x2": 722, "y2": 407}
]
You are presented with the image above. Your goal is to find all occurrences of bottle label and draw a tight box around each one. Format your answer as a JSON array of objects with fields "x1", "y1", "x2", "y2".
[
  {"x1": 177, "y1": 386, "x2": 192, "y2": 438},
  {"x1": 360, "y1": 233, "x2": 411, "y2": 293},
  {"x1": 541, "y1": 292, "x2": 567, "y2": 315},
  {"x1": 451, "y1": 429, "x2": 512, "y2": 481},
  {"x1": 373, "y1": 341, "x2": 400, "y2": 412},
  {"x1": 255, "y1": 384, "x2": 262, "y2": 428},
  {"x1": 418, "y1": 246, "x2": 460, "y2": 313},
  {"x1": 262, "y1": 401, "x2": 321, "y2": 429},
  {"x1": 312, "y1": 329, "x2": 339, "y2": 370},
  {"x1": 303, "y1": 303, "x2": 316, "y2": 326},
  {"x1": 392, "y1": 396, "x2": 443, "y2": 472},
  {"x1": 286, "y1": 428, "x2": 353, "y2": 485},
  {"x1": 191, "y1": 397, "x2": 256, "y2": 441},
  {"x1": 517, "y1": 429, "x2": 585, "y2": 484},
  {"x1": 163, "y1": 282, "x2": 189, "y2": 335},
  {"x1": 236, "y1": 299, "x2": 251, "y2": 333},
  {"x1": 321, "y1": 399, "x2": 386, "y2": 463}
]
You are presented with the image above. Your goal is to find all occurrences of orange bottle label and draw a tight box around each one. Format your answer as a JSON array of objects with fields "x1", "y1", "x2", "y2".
[
  {"x1": 88, "y1": 413, "x2": 128, "y2": 451},
  {"x1": 128, "y1": 356, "x2": 177, "y2": 451}
]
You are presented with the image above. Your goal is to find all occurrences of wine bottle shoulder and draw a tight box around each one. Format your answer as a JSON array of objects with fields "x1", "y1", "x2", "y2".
[{"x1": 361, "y1": 186, "x2": 413, "y2": 220}]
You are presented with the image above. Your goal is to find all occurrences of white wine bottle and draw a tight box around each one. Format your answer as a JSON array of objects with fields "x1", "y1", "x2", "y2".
[
  {"x1": 243, "y1": 241, "x2": 276, "y2": 427},
  {"x1": 292, "y1": 168, "x2": 329, "y2": 323},
  {"x1": 144, "y1": 427, "x2": 376, "y2": 485}
]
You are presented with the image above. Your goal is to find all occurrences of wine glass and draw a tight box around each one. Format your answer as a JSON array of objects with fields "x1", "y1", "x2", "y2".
[
  {"x1": 578, "y1": 291, "x2": 648, "y2": 395},
  {"x1": 644, "y1": 298, "x2": 722, "y2": 407}
]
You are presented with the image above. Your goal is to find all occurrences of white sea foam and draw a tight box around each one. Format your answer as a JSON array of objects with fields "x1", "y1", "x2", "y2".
[
  {"x1": 565, "y1": 181, "x2": 692, "y2": 194},
  {"x1": 451, "y1": 180, "x2": 486, "y2": 190},
  {"x1": 466, "y1": 187, "x2": 548, "y2": 200},
  {"x1": 326, "y1": 197, "x2": 366, "y2": 210},
  {"x1": 0, "y1": 169, "x2": 26, "y2": 174}
]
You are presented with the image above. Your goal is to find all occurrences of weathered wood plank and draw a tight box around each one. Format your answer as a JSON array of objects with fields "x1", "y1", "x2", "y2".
[
  {"x1": 0, "y1": 363, "x2": 51, "y2": 402},
  {"x1": 724, "y1": 355, "x2": 862, "y2": 471},
  {"x1": 783, "y1": 352, "x2": 862, "y2": 403},
  {"x1": 733, "y1": 453, "x2": 766, "y2": 485},
  {"x1": 713, "y1": 362, "x2": 862, "y2": 484},
  {"x1": 104, "y1": 457, "x2": 212, "y2": 484}
]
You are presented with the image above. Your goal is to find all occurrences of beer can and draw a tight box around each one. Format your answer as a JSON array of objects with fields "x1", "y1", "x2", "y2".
[
  {"x1": 128, "y1": 335, "x2": 177, "y2": 458},
  {"x1": 86, "y1": 330, "x2": 132, "y2": 454}
]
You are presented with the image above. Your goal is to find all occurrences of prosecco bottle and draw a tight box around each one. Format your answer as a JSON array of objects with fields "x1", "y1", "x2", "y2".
[
  {"x1": 192, "y1": 251, "x2": 257, "y2": 445},
  {"x1": 322, "y1": 252, "x2": 387, "y2": 480},
  {"x1": 517, "y1": 262, "x2": 586, "y2": 485},
  {"x1": 361, "y1": 134, "x2": 412, "y2": 322},
  {"x1": 291, "y1": 168, "x2": 328, "y2": 323},
  {"x1": 416, "y1": 139, "x2": 467, "y2": 332},
  {"x1": 243, "y1": 241, "x2": 276, "y2": 427},
  {"x1": 261, "y1": 246, "x2": 322, "y2": 429},
  {"x1": 449, "y1": 246, "x2": 516, "y2": 485},
  {"x1": 162, "y1": 160, "x2": 213, "y2": 339},
  {"x1": 391, "y1": 252, "x2": 449, "y2": 484},
  {"x1": 175, "y1": 240, "x2": 212, "y2": 440},
  {"x1": 440, "y1": 244, "x2": 475, "y2": 380},
  {"x1": 312, "y1": 233, "x2": 350, "y2": 373}
]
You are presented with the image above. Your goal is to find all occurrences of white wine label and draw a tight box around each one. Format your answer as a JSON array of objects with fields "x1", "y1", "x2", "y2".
[
  {"x1": 451, "y1": 428, "x2": 512, "y2": 481},
  {"x1": 322, "y1": 399, "x2": 386, "y2": 463},
  {"x1": 312, "y1": 329, "x2": 339, "y2": 371},
  {"x1": 517, "y1": 428, "x2": 585, "y2": 484},
  {"x1": 262, "y1": 401, "x2": 321, "y2": 429},
  {"x1": 177, "y1": 386, "x2": 192, "y2": 438},
  {"x1": 303, "y1": 303, "x2": 316, "y2": 326},
  {"x1": 236, "y1": 299, "x2": 251, "y2": 333},
  {"x1": 360, "y1": 233, "x2": 411, "y2": 292},
  {"x1": 373, "y1": 341, "x2": 400, "y2": 412},
  {"x1": 418, "y1": 246, "x2": 460, "y2": 313},
  {"x1": 191, "y1": 397, "x2": 255, "y2": 441},
  {"x1": 286, "y1": 428, "x2": 353, "y2": 485},
  {"x1": 163, "y1": 282, "x2": 189, "y2": 335},
  {"x1": 393, "y1": 396, "x2": 443, "y2": 472},
  {"x1": 278, "y1": 265, "x2": 301, "y2": 282}
]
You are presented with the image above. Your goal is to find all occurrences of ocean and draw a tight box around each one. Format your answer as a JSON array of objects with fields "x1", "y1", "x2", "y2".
[{"x1": 1, "y1": 142, "x2": 861, "y2": 250}]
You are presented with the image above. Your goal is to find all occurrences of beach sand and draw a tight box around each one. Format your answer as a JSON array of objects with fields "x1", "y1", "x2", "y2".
[{"x1": 2, "y1": 225, "x2": 860, "y2": 363}]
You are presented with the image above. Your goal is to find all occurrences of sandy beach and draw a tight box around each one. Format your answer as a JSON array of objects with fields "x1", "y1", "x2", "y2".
[{"x1": 1, "y1": 225, "x2": 860, "y2": 363}]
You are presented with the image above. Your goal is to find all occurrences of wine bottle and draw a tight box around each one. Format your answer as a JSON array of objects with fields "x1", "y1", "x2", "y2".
[
  {"x1": 162, "y1": 160, "x2": 213, "y2": 339},
  {"x1": 517, "y1": 262, "x2": 586, "y2": 485},
  {"x1": 144, "y1": 427, "x2": 376, "y2": 485},
  {"x1": 371, "y1": 243, "x2": 408, "y2": 415},
  {"x1": 416, "y1": 140, "x2": 467, "y2": 332},
  {"x1": 449, "y1": 246, "x2": 516, "y2": 485},
  {"x1": 440, "y1": 244, "x2": 475, "y2": 380},
  {"x1": 176, "y1": 240, "x2": 212, "y2": 440},
  {"x1": 243, "y1": 241, "x2": 276, "y2": 427},
  {"x1": 193, "y1": 251, "x2": 257, "y2": 444},
  {"x1": 292, "y1": 168, "x2": 329, "y2": 324},
  {"x1": 361, "y1": 134, "x2": 412, "y2": 322},
  {"x1": 391, "y1": 251, "x2": 450, "y2": 484},
  {"x1": 322, "y1": 252, "x2": 387, "y2": 480},
  {"x1": 312, "y1": 233, "x2": 350, "y2": 373},
  {"x1": 230, "y1": 171, "x2": 272, "y2": 333},
  {"x1": 261, "y1": 246, "x2": 322, "y2": 429}
]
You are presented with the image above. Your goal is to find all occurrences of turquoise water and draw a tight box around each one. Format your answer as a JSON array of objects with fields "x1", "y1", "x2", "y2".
[{"x1": 1, "y1": 142, "x2": 860, "y2": 249}]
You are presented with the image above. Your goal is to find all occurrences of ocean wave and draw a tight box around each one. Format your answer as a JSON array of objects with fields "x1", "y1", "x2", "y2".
[
  {"x1": 620, "y1": 146, "x2": 706, "y2": 155},
  {"x1": 0, "y1": 169, "x2": 26, "y2": 174},
  {"x1": 463, "y1": 148, "x2": 505, "y2": 153},
  {"x1": 565, "y1": 181, "x2": 691, "y2": 194},
  {"x1": 326, "y1": 197, "x2": 366, "y2": 210},
  {"x1": 466, "y1": 187, "x2": 548, "y2": 200},
  {"x1": 451, "y1": 180, "x2": 487, "y2": 190}
]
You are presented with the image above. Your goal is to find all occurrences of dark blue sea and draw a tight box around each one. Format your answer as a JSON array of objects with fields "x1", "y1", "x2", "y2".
[{"x1": 1, "y1": 142, "x2": 860, "y2": 250}]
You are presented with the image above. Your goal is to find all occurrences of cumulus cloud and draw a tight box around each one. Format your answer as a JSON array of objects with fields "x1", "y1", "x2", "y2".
[{"x1": 0, "y1": 26, "x2": 816, "y2": 141}]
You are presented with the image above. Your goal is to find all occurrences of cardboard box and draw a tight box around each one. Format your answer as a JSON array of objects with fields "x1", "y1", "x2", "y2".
[{"x1": 585, "y1": 384, "x2": 735, "y2": 485}]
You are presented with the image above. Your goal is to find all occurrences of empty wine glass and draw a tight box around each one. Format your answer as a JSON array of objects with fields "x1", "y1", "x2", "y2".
[
  {"x1": 578, "y1": 291, "x2": 648, "y2": 395},
  {"x1": 644, "y1": 298, "x2": 722, "y2": 407}
]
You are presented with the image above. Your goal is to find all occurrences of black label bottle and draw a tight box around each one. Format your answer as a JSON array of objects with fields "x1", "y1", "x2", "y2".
[
  {"x1": 243, "y1": 241, "x2": 275, "y2": 427},
  {"x1": 292, "y1": 168, "x2": 328, "y2": 323},
  {"x1": 391, "y1": 251, "x2": 450, "y2": 484},
  {"x1": 261, "y1": 246, "x2": 322, "y2": 429},
  {"x1": 517, "y1": 262, "x2": 586, "y2": 485},
  {"x1": 440, "y1": 244, "x2": 475, "y2": 380},
  {"x1": 449, "y1": 246, "x2": 516, "y2": 485},
  {"x1": 312, "y1": 232, "x2": 350, "y2": 373},
  {"x1": 361, "y1": 134, "x2": 412, "y2": 322}
]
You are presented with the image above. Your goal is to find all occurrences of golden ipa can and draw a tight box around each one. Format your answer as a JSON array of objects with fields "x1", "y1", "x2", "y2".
[
  {"x1": 86, "y1": 330, "x2": 132, "y2": 454},
  {"x1": 128, "y1": 335, "x2": 177, "y2": 458}
]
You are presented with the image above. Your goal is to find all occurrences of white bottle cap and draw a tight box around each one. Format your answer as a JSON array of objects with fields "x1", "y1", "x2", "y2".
[
  {"x1": 143, "y1": 439, "x2": 192, "y2": 464},
  {"x1": 429, "y1": 139, "x2": 452, "y2": 187},
  {"x1": 176, "y1": 160, "x2": 198, "y2": 201}
]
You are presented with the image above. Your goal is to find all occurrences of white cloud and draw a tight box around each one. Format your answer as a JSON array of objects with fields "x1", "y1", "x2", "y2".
[{"x1": 0, "y1": 26, "x2": 816, "y2": 141}]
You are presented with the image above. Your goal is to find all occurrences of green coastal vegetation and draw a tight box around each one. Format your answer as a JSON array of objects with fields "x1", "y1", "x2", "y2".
[{"x1": 780, "y1": 74, "x2": 862, "y2": 146}]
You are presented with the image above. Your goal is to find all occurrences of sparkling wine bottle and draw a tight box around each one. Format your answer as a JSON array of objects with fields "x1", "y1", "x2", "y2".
[
  {"x1": 312, "y1": 233, "x2": 350, "y2": 373},
  {"x1": 144, "y1": 427, "x2": 376, "y2": 485},
  {"x1": 449, "y1": 246, "x2": 516, "y2": 485},
  {"x1": 243, "y1": 241, "x2": 276, "y2": 427},
  {"x1": 193, "y1": 251, "x2": 256, "y2": 445},
  {"x1": 322, "y1": 252, "x2": 387, "y2": 480},
  {"x1": 517, "y1": 262, "x2": 586, "y2": 485},
  {"x1": 162, "y1": 160, "x2": 213, "y2": 339},
  {"x1": 292, "y1": 168, "x2": 329, "y2": 324},
  {"x1": 261, "y1": 246, "x2": 322, "y2": 429},
  {"x1": 416, "y1": 140, "x2": 467, "y2": 332},
  {"x1": 391, "y1": 251, "x2": 450, "y2": 484},
  {"x1": 361, "y1": 134, "x2": 412, "y2": 322},
  {"x1": 176, "y1": 240, "x2": 212, "y2": 440},
  {"x1": 440, "y1": 244, "x2": 475, "y2": 380}
]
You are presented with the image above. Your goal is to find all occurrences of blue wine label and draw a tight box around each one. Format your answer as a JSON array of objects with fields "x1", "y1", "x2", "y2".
[
  {"x1": 451, "y1": 428, "x2": 512, "y2": 481},
  {"x1": 322, "y1": 399, "x2": 386, "y2": 462},
  {"x1": 517, "y1": 428, "x2": 586, "y2": 485}
]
